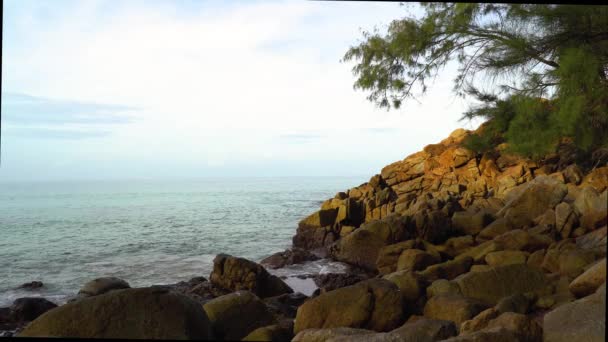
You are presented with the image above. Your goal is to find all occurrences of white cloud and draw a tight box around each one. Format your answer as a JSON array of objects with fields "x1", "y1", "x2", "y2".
[{"x1": 2, "y1": 0, "x2": 483, "y2": 181}]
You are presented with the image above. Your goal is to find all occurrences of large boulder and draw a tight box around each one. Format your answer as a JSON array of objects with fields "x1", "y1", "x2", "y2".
[
  {"x1": 294, "y1": 279, "x2": 405, "y2": 334},
  {"x1": 18, "y1": 287, "x2": 214, "y2": 339},
  {"x1": 543, "y1": 283, "x2": 606, "y2": 342},
  {"x1": 484, "y1": 250, "x2": 529, "y2": 267},
  {"x1": 313, "y1": 273, "x2": 369, "y2": 294},
  {"x1": 293, "y1": 208, "x2": 340, "y2": 250},
  {"x1": 568, "y1": 258, "x2": 606, "y2": 297},
  {"x1": 496, "y1": 175, "x2": 567, "y2": 228},
  {"x1": 77, "y1": 277, "x2": 130, "y2": 297},
  {"x1": 202, "y1": 291, "x2": 275, "y2": 341},
  {"x1": 397, "y1": 249, "x2": 441, "y2": 272},
  {"x1": 573, "y1": 187, "x2": 608, "y2": 230},
  {"x1": 454, "y1": 264, "x2": 548, "y2": 305},
  {"x1": 9, "y1": 298, "x2": 57, "y2": 323},
  {"x1": 382, "y1": 270, "x2": 425, "y2": 304},
  {"x1": 484, "y1": 312, "x2": 542, "y2": 342},
  {"x1": 209, "y1": 254, "x2": 292, "y2": 298},
  {"x1": 423, "y1": 294, "x2": 488, "y2": 326}
]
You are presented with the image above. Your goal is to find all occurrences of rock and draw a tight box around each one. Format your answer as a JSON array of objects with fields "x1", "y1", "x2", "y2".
[
  {"x1": 382, "y1": 270, "x2": 425, "y2": 304},
  {"x1": 495, "y1": 293, "x2": 530, "y2": 314},
  {"x1": 260, "y1": 248, "x2": 319, "y2": 269},
  {"x1": 573, "y1": 187, "x2": 608, "y2": 230},
  {"x1": 329, "y1": 228, "x2": 387, "y2": 271},
  {"x1": 426, "y1": 279, "x2": 462, "y2": 298},
  {"x1": 470, "y1": 265, "x2": 492, "y2": 272},
  {"x1": 9, "y1": 298, "x2": 57, "y2": 322},
  {"x1": 423, "y1": 294, "x2": 488, "y2": 325},
  {"x1": 558, "y1": 248, "x2": 597, "y2": 278},
  {"x1": 77, "y1": 277, "x2": 130, "y2": 297},
  {"x1": 292, "y1": 327, "x2": 375, "y2": 342},
  {"x1": 263, "y1": 292, "x2": 308, "y2": 319},
  {"x1": 202, "y1": 291, "x2": 275, "y2": 341},
  {"x1": 413, "y1": 210, "x2": 453, "y2": 244},
  {"x1": 242, "y1": 320, "x2": 294, "y2": 341},
  {"x1": 484, "y1": 312, "x2": 542, "y2": 342},
  {"x1": 454, "y1": 264, "x2": 548, "y2": 305},
  {"x1": 209, "y1": 254, "x2": 292, "y2": 298},
  {"x1": 397, "y1": 249, "x2": 441, "y2": 272},
  {"x1": 568, "y1": 258, "x2": 606, "y2": 297},
  {"x1": 293, "y1": 208, "x2": 340, "y2": 249},
  {"x1": 376, "y1": 240, "x2": 422, "y2": 275},
  {"x1": 543, "y1": 283, "x2": 606, "y2": 342},
  {"x1": 493, "y1": 229, "x2": 553, "y2": 252},
  {"x1": 444, "y1": 327, "x2": 520, "y2": 341},
  {"x1": 527, "y1": 249, "x2": 546, "y2": 268},
  {"x1": 477, "y1": 218, "x2": 513, "y2": 240},
  {"x1": 440, "y1": 236, "x2": 475, "y2": 258},
  {"x1": 418, "y1": 257, "x2": 473, "y2": 282},
  {"x1": 17, "y1": 281, "x2": 44, "y2": 290},
  {"x1": 313, "y1": 273, "x2": 369, "y2": 293},
  {"x1": 563, "y1": 164, "x2": 584, "y2": 185},
  {"x1": 456, "y1": 241, "x2": 503, "y2": 263},
  {"x1": 383, "y1": 318, "x2": 457, "y2": 342},
  {"x1": 555, "y1": 202, "x2": 578, "y2": 239},
  {"x1": 576, "y1": 226, "x2": 607, "y2": 252},
  {"x1": 18, "y1": 287, "x2": 213, "y2": 339},
  {"x1": 293, "y1": 279, "x2": 405, "y2": 334},
  {"x1": 497, "y1": 175, "x2": 567, "y2": 228},
  {"x1": 484, "y1": 250, "x2": 529, "y2": 267},
  {"x1": 451, "y1": 210, "x2": 494, "y2": 236},
  {"x1": 459, "y1": 308, "x2": 498, "y2": 335}
]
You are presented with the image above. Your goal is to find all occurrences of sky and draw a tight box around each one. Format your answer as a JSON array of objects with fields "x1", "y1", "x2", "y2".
[{"x1": 1, "y1": 0, "x2": 483, "y2": 182}]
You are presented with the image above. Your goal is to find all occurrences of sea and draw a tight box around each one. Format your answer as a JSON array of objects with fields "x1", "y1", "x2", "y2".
[{"x1": 0, "y1": 176, "x2": 367, "y2": 307}]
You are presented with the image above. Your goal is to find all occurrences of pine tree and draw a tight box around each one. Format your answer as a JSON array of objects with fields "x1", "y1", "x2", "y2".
[{"x1": 343, "y1": 4, "x2": 608, "y2": 158}]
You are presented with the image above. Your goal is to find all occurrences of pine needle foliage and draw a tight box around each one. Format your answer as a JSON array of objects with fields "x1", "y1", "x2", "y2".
[{"x1": 343, "y1": 4, "x2": 608, "y2": 157}]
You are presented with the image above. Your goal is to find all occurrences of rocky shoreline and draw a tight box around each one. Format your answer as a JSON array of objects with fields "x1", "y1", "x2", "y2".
[{"x1": 1, "y1": 126, "x2": 606, "y2": 341}]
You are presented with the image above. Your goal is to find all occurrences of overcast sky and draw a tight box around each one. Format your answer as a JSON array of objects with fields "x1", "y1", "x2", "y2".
[{"x1": 1, "y1": 0, "x2": 482, "y2": 182}]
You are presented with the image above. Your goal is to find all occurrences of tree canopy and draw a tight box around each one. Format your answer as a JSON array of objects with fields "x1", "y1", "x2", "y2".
[{"x1": 343, "y1": 3, "x2": 608, "y2": 159}]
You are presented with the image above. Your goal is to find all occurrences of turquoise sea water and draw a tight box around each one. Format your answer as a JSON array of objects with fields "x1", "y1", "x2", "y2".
[{"x1": 0, "y1": 176, "x2": 366, "y2": 306}]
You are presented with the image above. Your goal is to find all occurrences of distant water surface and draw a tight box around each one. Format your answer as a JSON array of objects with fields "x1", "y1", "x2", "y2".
[{"x1": 0, "y1": 176, "x2": 366, "y2": 306}]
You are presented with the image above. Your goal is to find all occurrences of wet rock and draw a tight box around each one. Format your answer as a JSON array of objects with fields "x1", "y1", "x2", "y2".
[
  {"x1": 260, "y1": 248, "x2": 320, "y2": 269},
  {"x1": 78, "y1": 277, "x2": 130, "y2": 297},
  {"x1": 18, "y1": 287, "x2": 213, "y2": 339},
  {"x1": 263, "y1": 292, "x2": 308, "y2": 319},
  {"x1": 202, "y1": 291, "x2": 275, "y2": 341},
  {"x1": 9, "y1": 298, "x2": 57, "y2": 322},
  {"x1": 294, "y1": 279, "x2": 405, "y2": 334},
  {"x1": 313, "y1": 273, "x2": 369, "y2": 293},
  {"x1": 17, "y1": 281, "x2": 44, "y2": 290},
  {"x1": 209, "y1": 254, "x2": 292, "y2": 298}
]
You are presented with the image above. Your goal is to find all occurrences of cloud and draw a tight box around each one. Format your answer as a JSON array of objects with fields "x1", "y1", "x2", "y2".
[
  {"x1": 277, "y1": 133, "x2": 325, "y2": 144},
  {"x1": 0, "y1": 0, "x2": 480, "y2": 181},
  {"x1": 4, "y1": 126, "x2": 112, "y2": 140},
  {"x1": 1, "y1": 92, "x2": 137, "y2": 139}
]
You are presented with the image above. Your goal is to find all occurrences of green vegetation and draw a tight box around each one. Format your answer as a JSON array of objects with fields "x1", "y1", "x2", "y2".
[{"x1": 343, "y1": 4, "x2": 608, "y2": 158}]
